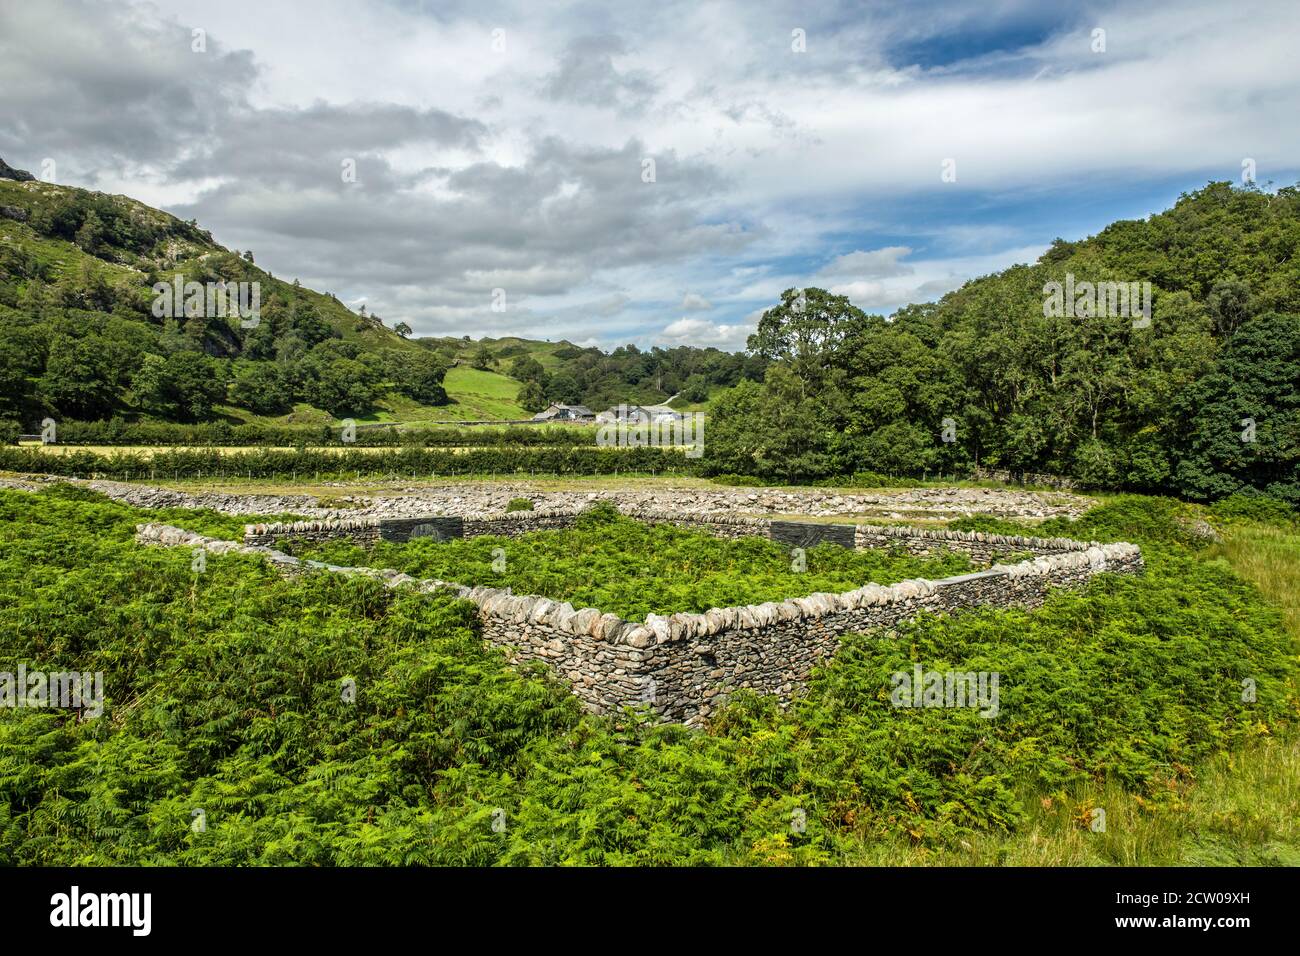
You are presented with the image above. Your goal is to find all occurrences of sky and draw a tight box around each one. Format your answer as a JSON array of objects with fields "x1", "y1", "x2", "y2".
[{"x1": 2, "y1": 0, "x2": 1297, "y2": 351}]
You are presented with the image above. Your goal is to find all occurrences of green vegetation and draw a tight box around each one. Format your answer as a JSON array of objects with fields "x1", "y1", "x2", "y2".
[
  {"x1": 0, "y1": 481, "x2": 301, "y2": 540},
  {"x1": 708, "y1": 182, "x2": 1300, "y2": 503},
  {"x1": 0, "y1": 178, "x2": 458, "y2": 427},
  {"x1": 0, "y1": 489, "x2": 1294, "y2": 865},
  {"x1": 506, "y1": 497, "x2": 534, "y2": 512},
  {"x1": 432, "y1": 367, "x2": 528, "y2": 421},
  {"x1": 428, "y1": 336, "x2": 760, "y2": 414},
  {"x1": 3, "y1": 163, "x2": 1298, "y2": 868},
  {"x1": 33, "y1": 419, "x2": 600, "y2": 447},
  {"x1": 285, "y1": 505, "x2": 979, "y2": 620},
  {"x1": 6, "y1": 176, "x2": 1298, "y2": 505},
  {"x1": 0, "y1": 177, "x2": 752, "y2": 430},
  {"x1": 0, "y1": 445, "x2": 691, "y2": 480}
]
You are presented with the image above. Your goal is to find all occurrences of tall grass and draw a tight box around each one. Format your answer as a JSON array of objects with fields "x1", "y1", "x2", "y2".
[{"x1": 879, "y1": 502, "x2": 1300, "y2": 866}]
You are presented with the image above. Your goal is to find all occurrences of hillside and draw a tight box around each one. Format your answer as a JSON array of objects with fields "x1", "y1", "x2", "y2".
[
  {"x1": 0, "y1": 159, "x2": 753, "y2": 431},
  {"x1": 0, "y1": 175, "x2": 415, "y2": 351},
  {"x1": 0, "y1": 160, "x2": 473, "y2": 429},
  {"x1": 706, "y1": 181, "x2": 1300, "y2": 503},
  {"x1": 416, "y1": 334, "x2": 756, "y2": 414}
]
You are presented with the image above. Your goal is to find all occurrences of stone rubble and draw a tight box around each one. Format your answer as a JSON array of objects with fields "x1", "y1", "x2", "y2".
[{"x1": 1, "y1": 475, "x2": 1092, "y2": 522}]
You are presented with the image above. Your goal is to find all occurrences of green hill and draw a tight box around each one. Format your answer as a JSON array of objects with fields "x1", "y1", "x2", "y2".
[
  {"x1": 0, "y1": 162, "x2": 474, "y2": 429},
  {"x1": 422, "y1": 334, "x2": 757, "y2": 415},
  {"x1": 0, "y1": 159, "x2": 755, "y2": 432}
]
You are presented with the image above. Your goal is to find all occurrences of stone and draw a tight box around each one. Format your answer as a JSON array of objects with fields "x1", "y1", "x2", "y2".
[
  {"x1": 129, "y1": 498, "x2": 1139, "y2": 728},
  {"x1": 624, "y1": 626, "x2": 654, "y2": 648},
  {"x1": 571, "y1": 608, "x2": 601, "y2": 635}
]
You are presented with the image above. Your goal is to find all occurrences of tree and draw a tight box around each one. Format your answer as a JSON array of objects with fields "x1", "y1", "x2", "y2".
[
  {"x1": 545, "y1": 370, "x2": 582, "y2": 405},
  {"x1": 509, "y1": 355, "x2": 546, "y2": 384},
  {"x1": 229, "y1": 362, "x2": 292, "y2": 415},
  {"x1": 38, "y1": 334, "x2": 118, "y2": 420},
  {"x1": 74, "y1": 211, "x2": 106, "y2": 255},
  {"x1": 1207, "y1": 276, "x2": 1254, "y2": 338},
  {"x1": 517, "y1": 380, "x2": 547, "y2": 413},
  {"x1": 131, "y1": 351, "x2": 225, "y2": 422},
  {"x1": 0, "y1": 324, "x2": 44, "y2": 421},
  {"x1": 747, "y1": 287, "x2": 869, "y2": 394},
  {"x1": 389, "y1": 351, "x2": 448, "y2": 405},
  {"x1": 393, "y1": 321, "x2": 412, "y2": 338},
  {"x1": 1172, "y1": 313, "x2": 1300, "y2": 503},
  {"x1": 471, "y1": 345, "x2": 496, "y2": 370},
  {"x1": 306, "y1": 358, "x2": 382, "y2": 417},
  {"x1": 702, "y1": 367, "x2": 837, "y2": 481},
  {"x1": 681, "y1": 374, "x2": 709, "y2": 403},
  {"x1": 288, "y1": 302, "x2": 335, "y2": 348}
]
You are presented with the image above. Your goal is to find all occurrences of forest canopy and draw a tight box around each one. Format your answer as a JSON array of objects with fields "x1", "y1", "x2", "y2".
[{"x1": 705, "y1": 182, "x2": 1300, "y2": 503}]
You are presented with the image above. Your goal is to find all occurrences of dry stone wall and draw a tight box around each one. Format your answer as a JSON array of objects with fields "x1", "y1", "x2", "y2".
[
  {"x1": 243, "y1": 508, "x2": 1090, "y2": 564},
  {"x1": 144, "y1": 506, "x2": 1144, "y2": 727}
]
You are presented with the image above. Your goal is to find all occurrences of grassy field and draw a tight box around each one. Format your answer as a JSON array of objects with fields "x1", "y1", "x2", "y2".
[
  {"x1": 414, "y1": 367, "x2": 529, "y2": 421},
  {"x1": 211, "y1": 368, "x2": 530, "y2": 427},
  {"x1": 199, "y1": 368, "x2": 530, "y2": 429}
]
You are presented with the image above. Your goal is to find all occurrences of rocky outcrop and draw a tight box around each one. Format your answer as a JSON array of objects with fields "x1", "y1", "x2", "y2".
[{"x1": 0, "y1": 157, "x2": 35, "y2": 182}]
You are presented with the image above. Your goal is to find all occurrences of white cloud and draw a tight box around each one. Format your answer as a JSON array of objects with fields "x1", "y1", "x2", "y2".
[
  {"x1": 819, "y1": 246, "x2": 915, "y2": 279},
  {"x1": 4, "y1": 0, "x2": 1297, "y2": 349},
  {"x1": 658, "y1": 317, "x2": 754, "y2": 349},
  {"x1": 828, "y1": 280, "x2": 891, "y2": 306}
]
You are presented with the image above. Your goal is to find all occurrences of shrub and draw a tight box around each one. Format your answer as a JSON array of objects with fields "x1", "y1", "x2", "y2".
[
  {"x1": 0, "y1": 488, "x2": 1293, "y2": 864},
  {"x1": 1210, "y1": 494, "x2": 1300, "y2": 529},
  {"x1": 292, "y1": 509, "x2": 976, "y2": 620}
]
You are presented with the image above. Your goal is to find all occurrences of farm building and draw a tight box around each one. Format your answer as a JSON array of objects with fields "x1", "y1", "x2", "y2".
[
  {"x1": 595, "y1": 404, "x2": 684, "y2": 425},
  {"x1": 532, "y1": 403, "x2": 596, "y2": 421}
]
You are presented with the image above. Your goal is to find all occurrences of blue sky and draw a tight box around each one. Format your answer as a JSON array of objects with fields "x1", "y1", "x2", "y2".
[{"x1": 2, "y1": 0, "x2": 1296, "y2": 350}]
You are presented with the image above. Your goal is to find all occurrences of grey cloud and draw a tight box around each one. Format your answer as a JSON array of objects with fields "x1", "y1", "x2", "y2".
[
  {"x1": 540, "y1": 34, "x2": 658, "y2": 114},
  {"x1": 169, "y1": 102, "x2": 485, "y2": 189},
  {"x1": 176, "y1": 136, "x2": 760, "y2": 330},
  {"x1": 0, "y1": 0, "x2": 256, "y2": 182}
]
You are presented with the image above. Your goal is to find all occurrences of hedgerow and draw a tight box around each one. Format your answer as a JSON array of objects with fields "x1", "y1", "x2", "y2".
[
  {"x1": 0, "y1": 445, "x2": 695, "y2": 480},
  {"x1": 0, "y1": 488, "x2": 1293, "y2": 864},
  {"x1": 36, "y1": 420, "x2": 601, "y2": 448}
]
